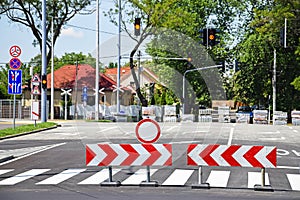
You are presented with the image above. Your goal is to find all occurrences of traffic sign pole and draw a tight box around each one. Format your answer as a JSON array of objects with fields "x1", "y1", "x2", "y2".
[
  {"x1": 8, "y1": 45, "x2": 23, "y2": 129},
  {"x1": 13, "y1": 94, "x2": 16, "y2": 129}
]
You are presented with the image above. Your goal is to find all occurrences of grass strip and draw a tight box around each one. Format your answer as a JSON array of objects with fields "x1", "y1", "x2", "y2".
[{"x1": 0, "y1": 122, "x2": 57, "y2": 138}]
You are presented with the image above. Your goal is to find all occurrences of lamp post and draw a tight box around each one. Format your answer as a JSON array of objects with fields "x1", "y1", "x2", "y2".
[{"x1": 182, "y1": 65, "x2": 222, "y2": 114}]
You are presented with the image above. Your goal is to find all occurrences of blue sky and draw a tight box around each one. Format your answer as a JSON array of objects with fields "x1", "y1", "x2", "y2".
[{"x1": 0, "y1": 0, "x2": 121, "y2": 66}]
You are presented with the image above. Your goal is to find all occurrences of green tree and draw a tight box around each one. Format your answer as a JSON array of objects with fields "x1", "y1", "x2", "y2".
[{"x1": 233, "y1": 0, "x2": 300, "y2": 113}]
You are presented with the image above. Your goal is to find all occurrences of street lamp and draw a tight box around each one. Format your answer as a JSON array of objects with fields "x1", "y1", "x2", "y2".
[{"x1": 182, "y1": 65, "x2": 222, "y2": 114}]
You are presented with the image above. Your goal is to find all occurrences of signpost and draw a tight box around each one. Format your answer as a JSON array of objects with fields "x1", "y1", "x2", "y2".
[
  {"x1": 8, "y1": 45, "x2": 22, "y2": 129},
  {"x1": 61, "y1": 89, "x2": 72, "y2": 120}
]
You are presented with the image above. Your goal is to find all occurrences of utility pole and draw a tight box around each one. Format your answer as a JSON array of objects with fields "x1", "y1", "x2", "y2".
[
  {"x1": 74, "y1": 60, "x2": 78, "y2": 119},
  {"x1": 117, "y1": 0, "x2": 121, "y2": 114},
  {"x1": 272, "y1": 49, "x2": 276, "y2": 125},
  {"x1": 50, "y1": 17, "x2": 54, "y2": 120},
  {"x1": 41, "y1": 0, "x2": 47, "y2": 122},
  {"x1": 95, "y1": 0, "x2": 100, "y2": 120}
]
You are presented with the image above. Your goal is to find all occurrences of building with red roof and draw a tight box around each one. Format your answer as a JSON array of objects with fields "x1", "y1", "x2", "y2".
[{"x1": 23, "y1": 64, "x2": 133, "y2": 119}]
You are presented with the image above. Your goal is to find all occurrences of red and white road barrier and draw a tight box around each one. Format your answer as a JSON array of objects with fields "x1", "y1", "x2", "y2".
[
  {"x1": 187, "y1": 144, "x2": 276, "y2": 168},
  {"x1": 86, "y1": 143, "x2": 172, "y2": 166}
]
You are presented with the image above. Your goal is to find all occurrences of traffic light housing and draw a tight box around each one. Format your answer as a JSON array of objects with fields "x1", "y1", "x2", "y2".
[
  {"x1": 208, "y1": 28, "x2": 216, "y2": 46},
  {"x1": 280, "y1": 28, "x2": 286, "y2": 47},
  {"x1": 201, "y1": 28, "x2": 218, "y2": 47},
  {"x1": 41, "y1": 74, "x2": 47, "y2": 89},
  {"x1": 134, "y1": 18, "x2": 141, "y2": 36}
]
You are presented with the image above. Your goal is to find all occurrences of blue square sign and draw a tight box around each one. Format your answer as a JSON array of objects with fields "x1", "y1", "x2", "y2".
[{"x1": 8, "y1": 69, "x2": 22, "y2": 95}]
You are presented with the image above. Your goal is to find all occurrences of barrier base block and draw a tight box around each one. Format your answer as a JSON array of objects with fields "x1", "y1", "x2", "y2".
[
  {"x1": 254, "y1": 184, "x2": 274, "y2": 192},
  {"x1": 140, "y1": 181, "x2": 159, "y2": 187},
  {"x1": 100, "y1": 181, "x2": 121, "y2": 187},
  {"x1": 191, "y1": 183, "x2": 210, "y2": 189}
]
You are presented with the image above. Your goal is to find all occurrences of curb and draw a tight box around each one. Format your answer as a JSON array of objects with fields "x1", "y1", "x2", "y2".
[{"x1": 0, "y1": 125, "x2": 60, "y2": 141}]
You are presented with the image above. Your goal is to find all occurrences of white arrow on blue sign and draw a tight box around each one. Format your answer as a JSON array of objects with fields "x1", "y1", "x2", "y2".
[{"x1": 8, "y1": 69, "x2": 22, "y2": 95}]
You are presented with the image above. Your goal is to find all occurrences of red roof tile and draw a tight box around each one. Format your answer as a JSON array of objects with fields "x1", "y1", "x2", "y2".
[
  {"x1": 47, "y1": 64, "x2": 117, "y2": 90},
  {"x1": 104, "y1": 66, "x2": 131, "y2": 81}
]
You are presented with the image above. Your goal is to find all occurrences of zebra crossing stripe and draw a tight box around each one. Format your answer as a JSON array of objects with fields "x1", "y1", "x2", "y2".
[
  {"x1": 287, "y1": 174, "x2": 300, "y2": 191},
  {"x1": 247, "y1": 172, "x2": 270, "y2": 188},
  {"x1": 162, "y1": 169, "x2": 194, "y2": 186},
  {"x1": 206, "y1": 170, "x2": 230, "y2": 187},
  {"x1": 0, "y1": 169, "x2": 14, "y2": 175},
  {"x1": 78, "y1": 169, "x2": 120, "y2": 185},
  {"x1": 0, "y1": 169, "x2": 50, "y2": 185},
  {"x1": 121, "y1": 169, "x2": 158, "y2": 185},
  {"x1": 36, "y1": 169, "x2": 86, "y2": 185}
]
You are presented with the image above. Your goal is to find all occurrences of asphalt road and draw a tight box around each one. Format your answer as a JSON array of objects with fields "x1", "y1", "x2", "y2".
[{"x1": 0, "y1": 121, "x2": 299, "y2": 200}]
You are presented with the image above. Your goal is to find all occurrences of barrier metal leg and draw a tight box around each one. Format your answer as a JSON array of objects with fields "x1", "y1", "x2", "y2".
[
  {"x1": 100, "y1": 166, "x2": 120, "y2": 187},
  {"x1": 254, "y1": 168, "x2": 273, "y2": 192},
  {"x1": 140, "y1": 166, "x2": 158, "y2": 187},
  {"x1": 191, "y1": 166, "x2": 210, "y2": 189},
  {"x1": 261, "y1": 168, "x2": 265, "y2": 187}
]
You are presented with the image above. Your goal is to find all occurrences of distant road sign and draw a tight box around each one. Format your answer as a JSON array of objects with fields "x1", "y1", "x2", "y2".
[
  {"x1": 8, "y1": 69, "x2": 22, "y2": 95},
  {"x1": 9, "y1": 45, "x2": 22, "y2": 57},
  {"x1": 9, "y1": 57, "x2": 22, "y2": 70},
  {"x1": 31, "y1": 101, "x2": 39, "y2": 120}
]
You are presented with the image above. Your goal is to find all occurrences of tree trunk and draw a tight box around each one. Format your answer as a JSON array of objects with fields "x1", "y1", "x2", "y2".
[{"x1": 130, "y1": 49, "x2": 148, "y2": 106}]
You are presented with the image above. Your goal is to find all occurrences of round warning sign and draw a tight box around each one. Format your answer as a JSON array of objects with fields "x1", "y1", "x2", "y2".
[
  {"x1": 9, "y1": 45, "x2": 22, "y2": 57},
  {"x1": 9, "y1": 57, "x2": 22, "y2": 70},
  {"x1": 135, "y1": 118, "x2": 161, "y2": 143}
]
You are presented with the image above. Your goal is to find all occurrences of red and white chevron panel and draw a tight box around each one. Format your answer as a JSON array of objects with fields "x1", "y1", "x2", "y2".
[
  {"x1": 187, "y1": 144, "x2": 276, "y2": 168},
  {"x1": 86, "y1": 144, "x2": 172, "y2": 166}
]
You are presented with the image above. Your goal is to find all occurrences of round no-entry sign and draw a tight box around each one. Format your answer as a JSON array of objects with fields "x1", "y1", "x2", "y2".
[{"x1": 135, "y1": 118, "x2": 161, "y2": 143}]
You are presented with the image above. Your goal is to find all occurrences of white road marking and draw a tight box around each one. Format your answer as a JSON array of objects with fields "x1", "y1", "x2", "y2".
[
  {"x1": 206, "y1": 170, "x2": 230, "y2": 187},
  {"x1": 162, "y1": 169, "x2": 194, "y2": 186},
  {"x1": 227, "y1": 128, "x2": 234, "y2": 145},
  {"x1": 164, "y1": 126, "x2": 178, "y2": 132},
  {"x1": 259, "y1": 137, "x2": 285, "y2": 141},
  {"x1": 293, "y1": 130, "x2": 298, "y2": 133},
  {"x1": 78, "y1": 169, "x2": 120, "y2": 185},
  {"x1": 0, "y1": 169, "x2": 14, "y2": 175},
  {"x1": 121, "y1": 169, "x2": 158, "y2": 185},
  {"x1": 36, "y1": 169, "x2": 86, "y2": 185},
  {"x1": 96, "y1": 127, "x2": 118, "y2": 133},
  {"x1": 277, "y1": 166, "x2": 300, "y2": 170},
  {"x1": 0, "y1": 169, "x2": 50, "y2": 185},
  {"x1": 287, "y1": 174, "x2": 300, "y2": 191},
  {"x1": 0, "y1": 143, "x2": 66, "y2": 166},
  {"x1": 247, "y1": 172, "x2": 270, "y2": 188}
]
